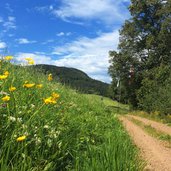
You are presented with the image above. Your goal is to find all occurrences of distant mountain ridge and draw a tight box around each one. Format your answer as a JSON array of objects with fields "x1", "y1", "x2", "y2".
[{"x1": 34, "y1": 64, "x2": 109, "y2": 97}]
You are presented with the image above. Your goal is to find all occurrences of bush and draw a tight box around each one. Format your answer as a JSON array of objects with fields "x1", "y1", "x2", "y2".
[{"x1": 137, "y1": 65, "x2": 171, "y2": 114}]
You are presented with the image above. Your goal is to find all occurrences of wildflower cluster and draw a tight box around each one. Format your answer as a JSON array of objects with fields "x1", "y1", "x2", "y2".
[
  {"x1": 0, "y1": 54, "x2": 141, "y2": 171},
  {"x1": 0, "y1": 71, "x2": 9, "y2": 80},
  {"x1": 44, "y1": 92, "x2": 60, "y2": 104},
  {"x1": 0, "y1": 55, "x2": 60, "y2": 145}
]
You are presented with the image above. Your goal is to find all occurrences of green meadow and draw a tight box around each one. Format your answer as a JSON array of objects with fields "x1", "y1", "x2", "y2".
[{"x1": 0, "y1": 57, "x2": 142, "y2": 170}]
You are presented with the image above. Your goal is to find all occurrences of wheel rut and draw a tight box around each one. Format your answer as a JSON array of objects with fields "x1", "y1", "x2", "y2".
[{"x1": 120, "y1": 116, "x2": 171, "y2": 171}]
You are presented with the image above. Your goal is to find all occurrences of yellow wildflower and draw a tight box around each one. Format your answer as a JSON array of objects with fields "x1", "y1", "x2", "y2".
[
  {"x1": 25, "y1": 58, "x2": 34, "y2": 65},
  {"x1": 36, "y1": 84, "x2": 43, "y2": 88},
  {"x1": 44, "y1": 97, "x2": 56, "y2": 104},
  {"x1": 23, "y1": 83, "x2": 35, "y2": 88},
  {"x1": 9, "y1": 86, "x2": 16, "y2": 92},
  {"x1": 17, "y1": 135, "x2": 26, "y2": 142},
  {"x1": 28, "y1": 60, "x2": 34, "y2": 65},
  {"x1": 0, "y1": 75, "x2": 8, "y2": 80},
  {"x1": 2, "y1": 95, "x2": 10, "y2": 102},
  {"x1": 4, "y1": 56, "x2": 13, "y2": 60},
  {"x1": 25, "y1": 57, "x2": 33, "y2": 61},
  {"x1": 48, "y1": 73, "x2": 53, "y2": 81},
  {"x1": 4, "y1": 71, "x2": 9, "y2": 76},
  {"x1": 52, "y1": 92, "x2": 60, "y2": 100}
]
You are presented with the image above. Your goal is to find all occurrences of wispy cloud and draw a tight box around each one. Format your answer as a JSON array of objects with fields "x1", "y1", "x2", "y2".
[
  {"x1": 52, "y1": 30, "x2": 119, "y2": 83},
  {"x1": 35, "y1": 0, "x2": 130, "y2": 26},
  {"x1": 56, "y1": 32, "x2": 72, "y2": 36},
  {"x1": 3, "y1": 16, "x2": 16, "y2": 30},
  {"x1": 42, "y1": 39, "x2": 54, "y2": 45},
  {"x1": 5, "y1": 3, "x2": 14, "y2": 13},
  {"x1": 0, "y1": 17, "x2": 3, "y2": 23},
  {"x1": 15, "y1": 30, "x2": 119, "y2": 83},
  {"x1": 0, "y1": 41, "x2": 7, "y2": 49},
  {"x1": 16, "y1": 52, "x2": 54, "y2": 65},
  {"x1": 16, "y1": 38, "x2": 37, "y2": 44},
  {"x1": 51, "y1": 0, "x2": 130, "y2": 25},
  {"x1": 8, "y1": 16, "x2": 15, "y2": 22},
  {"x1": 35, "y1": 5, "x2": 54, "y2": 13}
]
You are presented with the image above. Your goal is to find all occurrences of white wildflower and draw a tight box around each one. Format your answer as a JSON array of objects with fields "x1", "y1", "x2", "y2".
[
  {"x1": 9, "y1": 116, "x2": 16, "y2": 122},
  {"x1": 44, "y1": 125, "x2": 49, "y2": 129}
]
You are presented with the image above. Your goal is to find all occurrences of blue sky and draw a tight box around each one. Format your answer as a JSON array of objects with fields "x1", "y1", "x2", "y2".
[{"x1": 0, "y1": 0, "x2": 130, "y2": 83}]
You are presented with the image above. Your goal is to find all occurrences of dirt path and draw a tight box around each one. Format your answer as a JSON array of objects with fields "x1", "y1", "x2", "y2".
[
  {"x1": 120, "y1": 116, "x2": 171, "y2": 171},
  {"x1": 127, "y1": 115, "x2": 171, "y2": 136}
]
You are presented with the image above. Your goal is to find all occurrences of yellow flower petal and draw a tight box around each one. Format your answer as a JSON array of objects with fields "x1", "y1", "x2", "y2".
[
  {"x1": 36, "y1": 84, "x2": 43, "y2": 88},
  {"x1": 25, "y1": 57, "x2": 33, "y2": 61},
  {"x1": 2, "y1": 95, "x2": 10, "y2": 102},
  {"x1": 28, "y1": 60, "x2": 34, "y2": 65},
  {"x1": 9, "y1": 86, "x2": 16, "y2": 92},
  {"x1": 0, "y1": 75, "x2": 8, "y2": 80},
  {"x1": 48, "y1": 74, "x2": 53, "y2": 81},
  {"x1": 17, "y1": 135, "x2": 26, "y2": 142},
  {"x1": 4, "y1": 56, "x2": 13, "y2": 60},
  {"x1": 44, "y1": 97, "x2": 56, "y2": 104},
  {"x1": 51, "y1": 92, "x2": 60, "y2": 100},
  {"x1": 4, "y1": 71, "x2": 9, "y2": 76},
  {"x1": 23, "y1": 83, "x2": 35, "y2": 88}
]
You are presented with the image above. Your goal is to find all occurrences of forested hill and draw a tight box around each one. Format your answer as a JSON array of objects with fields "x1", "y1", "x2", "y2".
[{"x1": 34, "y1": 64, "x2": 109, "y2": 97}]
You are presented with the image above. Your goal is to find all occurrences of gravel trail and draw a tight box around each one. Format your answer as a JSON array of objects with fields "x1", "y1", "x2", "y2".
[
  {"x1": 120, "y1": 116, "x2": 171, "y2": 171},
  {"x1": 127, "y1": 115, "x2": 171, "y2": 136}
]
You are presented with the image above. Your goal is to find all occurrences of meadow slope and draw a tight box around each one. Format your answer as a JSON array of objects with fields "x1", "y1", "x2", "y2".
[{"x1": 0, "y1": 58, "x2": 142, "y2": 171}]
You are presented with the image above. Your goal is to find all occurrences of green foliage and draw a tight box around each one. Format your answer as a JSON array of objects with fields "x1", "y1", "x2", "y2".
[
  {"x1": 0, "y1": 60, "x2": 142, "y2": 170},
  {"x1": 34, "y1": 64, "x2": 109, "y2": 97},
  {"x1": 109, "y1": 0, "x2": 171, "y2": 111},
  {"x1": 137, "y1": 65, "x2": 171, "y2": 114}
]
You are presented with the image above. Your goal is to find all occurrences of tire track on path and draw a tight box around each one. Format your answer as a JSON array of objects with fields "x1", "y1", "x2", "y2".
[
  {"x1": 127, "y1": 115, "x2": 171, "y2": 136},
  {"x1": 120, "y1": 116, "x2": 171, "y2": 171}
]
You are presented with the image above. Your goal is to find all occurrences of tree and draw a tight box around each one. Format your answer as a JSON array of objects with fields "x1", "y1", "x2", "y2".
[{"x1": 109, "y1": 0, "x2": 171, "y2": 108}]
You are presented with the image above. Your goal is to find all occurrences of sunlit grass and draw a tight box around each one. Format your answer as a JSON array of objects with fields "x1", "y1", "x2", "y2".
[
  {"x1": 0, "y1": 56, "x2": 142, "y2": 170},
  {"x1": 84, "y1": 94, "x2": 130, "y2": 114}
]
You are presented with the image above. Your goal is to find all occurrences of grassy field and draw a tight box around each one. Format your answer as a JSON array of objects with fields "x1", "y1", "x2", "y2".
[
  {"x1": 84, "y1": 94, "x2": 130, "y2": 114},
  {"x1": 0, "y1": 57, "x2": 143, "y2": 170}
]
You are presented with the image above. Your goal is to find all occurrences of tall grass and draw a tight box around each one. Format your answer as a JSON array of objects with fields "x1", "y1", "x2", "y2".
[{"x1": 0, "y1": 57, "x2": 143, "y2": 170}]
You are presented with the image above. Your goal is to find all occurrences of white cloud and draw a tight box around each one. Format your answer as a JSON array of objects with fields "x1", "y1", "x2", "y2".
[
  {"x1": 56, "y1": 32, "x2": 72, "y2": 36},
  {"x1": 8, "y1": 16, "x2": 15, "y2": 22},
  {"x1": 35, "y1": 5, "x2": 53, "y2": 13},
  {"x1": 52, "y1": 0, "x2": 130, "y2": 24},
  {"x1": 0, "y1": 42, "x2": 7, "y2": 49},
  {"x1": 16, "y1": 53, "x2": 54, "y2": 65},
  {"x1": 3, "y1": 16, "x2": 16, "y2": 30},
  {"x1": 14, "y1": 29, "x2": 119, "y2": 83},
  {"x1": 52, "y1": 30, "x2": 119, "y2": 83},
  {"x1": 5, "y1": 3, "x2": 13, "y2": 13},
  {"x1": 42, "y1": 39, "x2": 54, "y2": 45},
  {"x1": 56, "y1": 32, "x2": 65, "y2": 36},
  {"x1": 16, "y1": 38, "x2": 37, "y2": 44},
  {"x1": 0, "y1": 17, "x2": 3, "y2": 23},
  {"x1": 8, "y1": 34, "x2": 14, "y2": 37}
]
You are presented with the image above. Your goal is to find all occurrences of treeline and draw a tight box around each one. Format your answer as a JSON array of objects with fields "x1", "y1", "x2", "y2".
[
  {"x1": 109, "y1": 0, "x2": 171, "y2": 114},
  {"x1": 34, "y1": 64, "x2": 109, "y2": 97}
]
